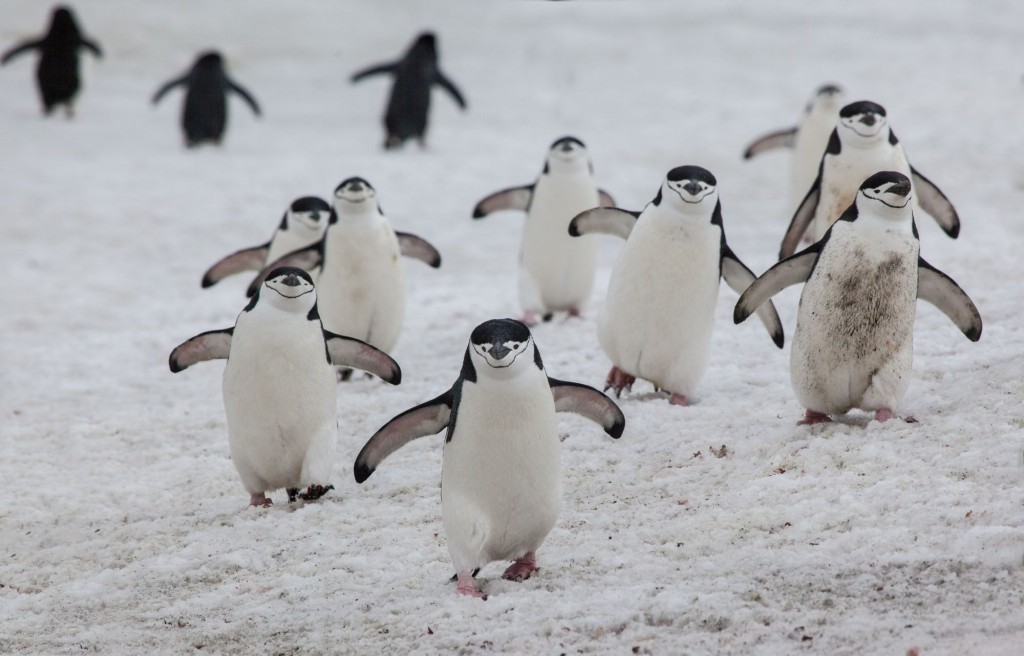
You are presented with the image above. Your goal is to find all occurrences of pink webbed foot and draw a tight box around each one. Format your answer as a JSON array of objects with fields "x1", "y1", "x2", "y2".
[
  {"x1": 668, "y1": 393, "x2": 689, "y2": 407},
  {"x1": 519, "y1": 311, "x2": 540, "y2": 327},
  {"x1": 455, "y1": 571, "x2": 487, "y2": 600},
  {"x1": 249, "y1": 493, "x2": 272, "y2": 508},
  {"x1": 502, "y1": 552, "x2": 539, "y2": 582},
  {"x1": 604, "y1": 366, "x2": 635, "y2": 398},
  {"x1": 798, "y1": 410, "x2": 833, "y2": 426},
  {"x1": 567, "y1": 307, "x2": 582, "y2": 319},
  {"x1": 874, "y1": 408, "x2": 895, "y2": 422}
]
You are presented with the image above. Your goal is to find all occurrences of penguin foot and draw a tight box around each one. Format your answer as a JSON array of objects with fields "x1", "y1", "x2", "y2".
[
  {"x1": 249, "y1": 493, "x2": 272, "y2": 508},
  {"x1": 298, "y1": 484, "x2": 335, "y2": 501},
  {"x1": 603, "y1": 367, "x2": 635, "y2": 398},
  {"x1": 455, "y1": 571, "x2": 487, "y2": 600},
  {"x1": 874, "y1": 408, "x2": 895, "y2": 422},
  {"x1": 519, "y1": 311, "x2": 540, "y2": 327},
  {"x1": 797, "y1": 410, "x2": 833, "y2": 425},
  {"x1": 668, "y1": 393, "x2": 689, "y2": 407},
  {"x1": 501, "y1": 552, "x2": 538, "y2": 582}
]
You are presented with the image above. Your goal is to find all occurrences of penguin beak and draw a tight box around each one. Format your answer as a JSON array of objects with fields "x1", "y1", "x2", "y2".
[
  {"x1": 560, "y1": 143, "x2": 574, "y2": 153},
  {"x1": 489, "y1": 343, "x2": 511, "y2": 361},
  {"x1": 683, "y1": 181, "x2": 702, "y2": 196},
  {"x1": 349, "y1": 181, "x2": 364, "y2": 192},
  {"x1": 309, "y1": 211, "x2": 321, "y2": 222},
  {"x1": 890, "y1": 179, "x2": 912, "y2": 197},
  {"x1": 282, "y1": 273, "x2": 301, "y2": 287},
  {"x1": 860, "y1": 114, "x2": 877, "y2": 127}
]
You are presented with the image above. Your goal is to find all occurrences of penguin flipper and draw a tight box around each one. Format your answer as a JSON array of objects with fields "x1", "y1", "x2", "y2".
[
  {"x1": 549, "y1": 378, "x2": 625, "y2": 439},
  {"x1": 598, "y1": 190, "x2": 616, "y2": 207},
  {"x1": 81, "y1": 38, "x2": 103, "y2": 58},
  {"x1": 169, "y1": 328, "x2": 234, "y2": 373},
  {"x1": 743, "y1": 127, "x2": 797, "y2": 159},
  {"x1": 247, "y1": 242, "x2": 323, "y2": 297},
  {"x1": 735, "y1": 244, "x2": 820, "y2": 324},
  {"x1": 1, "y1": 39, "x2": 43, "y2": 65},
  {"x1": 779, "y1": 177, "x2": 821, "y2": 259},
  {"x1": 721, "y1": 245, "x2": 785, "y2": 348},
  {"x1": 323, "y1": 331, "x2": 402, "y2": 384},
  {"x1": 228, "y1": 79, "x2": 261, "y2": 116},
  {"x1": 472, "y1": 185, "x2": 533, "y2": 218},
  {"x1": 917, "y1": 257, "x2": 982, "y2": 341},
  {"x1": 568, "y1": 207, "x2": 639, "y2": 240},
  {"x1": 354, "y1": 390, "x2": 454, "y2": 483},
  {"x1": 151, "y1": 74, "x2": 189, "y2": 105},
  {"x1": 201, "y1": 243, "x2": 270, "y2": 288},
  {"x1": 395, "y1": 231, "x2": 442, "y2": 267},
  {"x1": 910, "y1": 166, "x2": 960, "y2": 239},
  {"x1": 350, "y1": 61, "x2": 398, "y2": 83},
  {"x1": 434, "y1": 72, "x2": 466, "y2": 109}
]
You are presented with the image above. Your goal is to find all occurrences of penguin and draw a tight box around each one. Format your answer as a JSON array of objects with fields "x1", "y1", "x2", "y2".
[
  {"x1": 743, "y1": 84, "x2": 844, "y2": 215},
  {"x1": 353, "y1": 318, "x2": 624, "y2": 599},
  {"x1": 1, "y1": 6, "x2": 102, "y2": 117},
  {"x1": 569, "y1": 165, "x2": 784, "y2": 406},
  {"x1": 247, "y1": 177, "x2": 441, "y2": 358},
  {"x1": 169, "y1": 267, "x2": 402, "y2": 507},
  {"x1": 151, "y1": 51, "x2": 261, "y2": 147},
  {"x1": 735, "y1": 171, "x2": 982, "y2": 425},
  {"x1": 778, "y1": 100, "x2": 960, "y2": 259},
  {"x1": 350, "y1": 32, "x2": 466, "y2": 149},
  {"x1": 201, "y1": 196, "x2": 331, "y2": 289},
  {"x1": 472, "y1": 136, "x2": 616, "y2": 324}
]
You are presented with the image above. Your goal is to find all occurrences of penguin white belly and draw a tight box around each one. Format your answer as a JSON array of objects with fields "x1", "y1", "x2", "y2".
[
  {"x1": 790, "y1": 226, "x2": 918, "y2": 414},
  {"x1": 598, "y1": 220, "x2": 720, "y2": 396},
  {"x1": 267, "y1": 225, "x2": 323, "y2": 265},
  {"x1": 790, "y1": 115, "x2": 834, "y2": 214},
  {"x1": 441, "y1": 377, "x2": 561, "y2": 573},
  {"x1": 316, "y1": 221, "x2": 405, "y2": 352},
  {"x1": 519, "y1": 177, "x2": 600, "y2": 313},
  {"x1": 810, "y1": 147, "x2": 910, "y2": 242},
  {"x1": 223, "y1": 313, "x2": 337, "y2": 494}
]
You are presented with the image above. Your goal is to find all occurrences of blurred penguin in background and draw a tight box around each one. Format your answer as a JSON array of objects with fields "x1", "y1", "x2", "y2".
[
  {"x1": 1, "y1": 5, "x2": 103, "y2": 117},
  {"x1": 152, "y1": 50, "x2": 261, "y2": 148},
  {"x1": 351, "y1": 32, "x2": 467, "y2": 149}
]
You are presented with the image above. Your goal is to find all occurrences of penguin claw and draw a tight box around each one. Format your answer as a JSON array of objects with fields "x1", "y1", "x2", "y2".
[
  {"x1": 797, "y1": 410, "x2": 833, "y2": 425},
  {"x1": 604, "y1": 366, "x2": 635, "y2": 397},
  {"x1": 249, "y1": 493, "x2": 273, "y2": 508},
  {"x1": 455, "y1": 572, "x2": 487, "y2": 600},
  {"x1": 298, "y1": 484, "x2": 334, "y2": 501},
  {"x1": 501, "y1": 552, "x2": 538, "y2": 582}
]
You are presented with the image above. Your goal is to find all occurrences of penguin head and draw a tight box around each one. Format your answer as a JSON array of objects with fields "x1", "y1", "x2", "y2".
[
  {"x1": 50, "y1": 7, "x2": 79, "y2": 36},
  {"x1": 544, "y1": 136, "x2": 590, "y2": 174},
  {"x1": 660, "y1": 166, "x2": 718, "y2": 215},
  {"x1": 195, "y1": 51, "x2": 225, "y2": 70},
  {"x1": 467, "y1": 319, "x2": 538, "y2": 380},
  {"x1": 332, "y1": 177, "x2": 377, "y2": 214},
  {"x1": 838, "y1": 100, "x2": 888, "y2": 143},
  {"x1": 287, "y1": 196, "x2": 331, "y2": 231},
  {"x1": 857, "y1": 171, "x2": 913, "y2": 217},
  {"x1": 810, "y1": 83, "x2": 844, "y2": 113},
  {"x1": 259, "y1": 267, "x2": 317, "y2": 313}
]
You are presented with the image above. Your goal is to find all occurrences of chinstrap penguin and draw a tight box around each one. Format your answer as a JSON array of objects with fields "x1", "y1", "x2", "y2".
[
  {"x1": 743, "y1": 84, "x2": 844, "y2": 216},
  {"x1": 778, "y1": 100, "x2": 959, "y2": 259},
  {"x1": 169, "y1": 267, "x2": 402, "y2": 506},
  {"x1": 570, "y1": 165, "x2": 784, "y2": 406},
  {"x1": 353, "y1": 318, "x2": 624, "y2": 599},
  {"x1": 735, "y1": 171, "x2": 981, "y2": 424},
  {"x1": 472, "y1": 136, "x2": 616, "y2": 324},
  {"x1": 350, "y1": 32, "x2": 466, "y2": 149},
  {"x1": 1, "y1": 6, "x2": 102, "y2": 117},
  {"x1": 152, "y1": 50, "x2": 261, "y2": 147},
  {"x1": 201, "y1": 196, "x2": 331, "y2": 289}
]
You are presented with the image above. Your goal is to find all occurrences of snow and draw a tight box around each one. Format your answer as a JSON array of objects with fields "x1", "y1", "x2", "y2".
[{"x1": 2, "y1": 1, "x2": 1023, "y2": 654}]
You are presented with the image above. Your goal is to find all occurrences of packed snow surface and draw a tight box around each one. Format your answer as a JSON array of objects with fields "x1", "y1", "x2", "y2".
[{"x1": 2, "y1": 1, "x2": 1022, "y2": 654}]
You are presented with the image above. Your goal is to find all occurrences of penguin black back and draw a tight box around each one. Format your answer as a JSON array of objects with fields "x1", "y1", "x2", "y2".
[{"x1": 1, "y1": 5, "x2": 103, "y2": 116}]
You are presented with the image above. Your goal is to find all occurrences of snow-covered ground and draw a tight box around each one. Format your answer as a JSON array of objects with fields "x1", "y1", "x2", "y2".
[{"x1": 2, "y1": 1, "x2": 1022, "y2": 653}]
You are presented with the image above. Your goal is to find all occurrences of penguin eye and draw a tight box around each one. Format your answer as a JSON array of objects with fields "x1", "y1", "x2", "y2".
[{"x1": 509, "y1": 342, "x2": 520, "y2": 349}]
